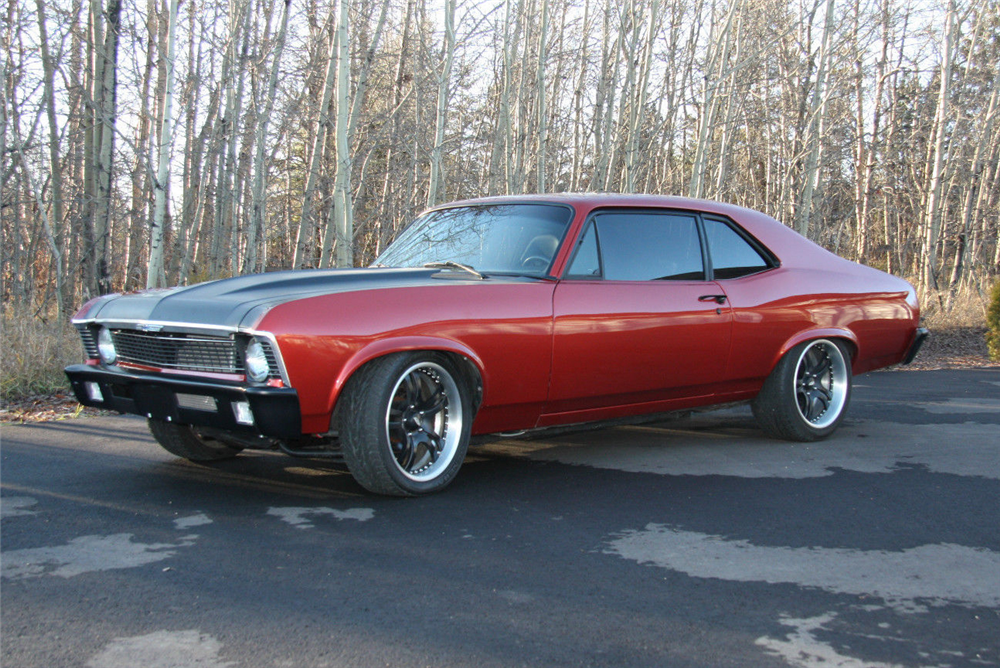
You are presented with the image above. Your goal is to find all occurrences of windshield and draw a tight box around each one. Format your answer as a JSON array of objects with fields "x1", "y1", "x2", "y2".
[{"x1": 376, "y1": 203, "x2": 573, "y2": 276}]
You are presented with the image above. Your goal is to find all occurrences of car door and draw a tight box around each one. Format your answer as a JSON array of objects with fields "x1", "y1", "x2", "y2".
[
  {"x1": 699, "y1": 215, "x2": 784, "y2": 384},
  {"x1": 544, "y1": 209, "x2": 733, "y2": 419}
]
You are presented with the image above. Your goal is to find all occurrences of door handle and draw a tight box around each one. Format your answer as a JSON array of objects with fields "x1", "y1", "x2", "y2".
[{"x1": 699, "y1": 294, "x2": 727, "y2": 304}]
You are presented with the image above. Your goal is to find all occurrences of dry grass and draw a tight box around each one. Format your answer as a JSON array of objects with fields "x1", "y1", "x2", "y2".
[
  {"x1": 1, "y1": 309, "x2": 84, "y2": 404},
  {"x1": 918, "y1": 284, "x2": 991, "y2": 330},
  {"x1": 906, "y1": 285, "x2": 995, "y2": 370}
]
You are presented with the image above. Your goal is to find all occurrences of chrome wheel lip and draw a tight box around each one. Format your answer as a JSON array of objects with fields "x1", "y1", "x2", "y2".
[
  {"x1": 384, "y1": 361, "x2": 464, "y2": 483},
  {"x1": 792, "y1": 339, "x2": 849, "y2": 430}
]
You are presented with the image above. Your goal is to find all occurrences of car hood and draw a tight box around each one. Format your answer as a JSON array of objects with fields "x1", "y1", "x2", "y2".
[{"x1": 78, "y1": 268, "x2": 482, "y2": 330}]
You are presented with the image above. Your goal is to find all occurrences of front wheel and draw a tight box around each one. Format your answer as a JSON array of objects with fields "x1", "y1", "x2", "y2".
[
  {"x1": 339, "y1": 352, "x2": 472, "y2": 496},
  {"x1": 147, "y1": 419, "x2": 244, "y2": 461},
  {"x1": 751, "y1": 338, "x2": 852, "y2": 441}
]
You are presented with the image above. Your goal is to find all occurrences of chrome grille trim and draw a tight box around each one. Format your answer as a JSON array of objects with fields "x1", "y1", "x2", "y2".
[
  {"x1": 111, "y1": 330, "x2": 242, "y2": 374},
  {"x1": 74, "y1": 322, "x2": 288, "y2": 385}
]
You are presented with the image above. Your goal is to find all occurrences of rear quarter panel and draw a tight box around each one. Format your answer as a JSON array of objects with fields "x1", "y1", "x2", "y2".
[
  {"x1": 721, "y1": 208, "x2": 919, "y2": 381},
  {"x1": 721, "y1": 264, "x2": 918, "y2": 383}
]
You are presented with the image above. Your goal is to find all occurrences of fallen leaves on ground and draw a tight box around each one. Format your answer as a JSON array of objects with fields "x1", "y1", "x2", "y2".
[
  {"x1": 0, "y1": 392, "x2": 113, "y2": 424},
  {"x1": 902, "y1": 326, "x2": 997, "y2": 371}
]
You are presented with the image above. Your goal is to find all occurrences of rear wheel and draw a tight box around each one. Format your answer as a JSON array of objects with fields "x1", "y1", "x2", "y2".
[
  {"x1": 147, "y1": 419, "x2": 244, "y2": 461},
  {"x1": 340, "y1": 352, "x2": 471, "y2": 496},
  {"x1": 751, "y1": 338, "x2": 852, "y2": 441}
]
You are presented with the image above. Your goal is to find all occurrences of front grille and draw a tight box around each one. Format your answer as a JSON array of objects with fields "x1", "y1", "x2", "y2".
[{"x1": 112, "y1": 330, "x2": 242, "y2": 374}]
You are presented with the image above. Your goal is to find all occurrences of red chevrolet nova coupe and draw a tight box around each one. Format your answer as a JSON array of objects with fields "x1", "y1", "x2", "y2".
[{"x1": 66, "y1": 194, "x2": 927, "y2": 495}]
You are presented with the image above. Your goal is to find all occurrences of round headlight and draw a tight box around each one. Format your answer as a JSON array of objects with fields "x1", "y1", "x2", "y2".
[
  {"x1": 245, "y1": 339, "x2": 270, "y2": 382},
  {"x1": 97, "y1": 327, "x2": 117, "y2": 364}
]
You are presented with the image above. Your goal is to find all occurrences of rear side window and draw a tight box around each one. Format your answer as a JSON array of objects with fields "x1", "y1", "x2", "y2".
[
  {"x1": 703, "y1": 218, "x2": 771, "y2": 279},
  {"x1": 586, "y1": 212, "x2": 705, "y2": 281}
]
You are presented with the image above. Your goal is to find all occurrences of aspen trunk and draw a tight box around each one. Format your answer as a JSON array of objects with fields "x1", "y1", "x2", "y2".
[
  {"x1": 920, "y1": 0, "x2": 955, "y2": 291},
  {"x1": 794, "y1": 0, "x2": 835, "y2": 238},
  {"x1": 295, "y1": 28, "x2": 339, "y2": 270},
  {"x1": 320, "y1": 0, "x2": 353, "y2": 268},
  {"x1": 427, "y1": 0, "x2": 456, "y2": 207},
  {"x1": 535, "y1": 0, "x2": 549, "y2": 193},
  {"x1": 87, "y1": 0, "x2": 121, "y2": 296},
  {"x1": 688, "y1": 0, "x2": 739, "y2": 200},
  {"x1": 378, "y1": 0, "x2": 415, "y2": 246},
  {"x1": 34, "y1": 0, "x2": 66, "y2": 313},
  {"x1": 949, "y1": 66, "x2": 999, "y2": 291},
  {"x1": 148, "y1": 0, "x2": 179, "y2": 288},
  {"x1": 570, "y1": 0, "x2": 591, "y2": 192},
  {"x1": 245, "y1": 0, "x2": 291, "y2": 275},
  {"x1": 12, "y1": 108, "x2": 64, "y2": 315}
]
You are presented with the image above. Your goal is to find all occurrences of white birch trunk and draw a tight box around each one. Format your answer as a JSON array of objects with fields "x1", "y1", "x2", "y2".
[
  {"x1": 90, "y1": 0, "x2": 120, "y2": 295},
  {"x1": 535, "y1": 0, "x2": 549, "y2": 193},
  {"x1": 626, "y1": 0, "x2": 658, "y2": 193},
  {"x1": 794, "y1": 0, "x2": 836, "y2": 238},
  {"x1": 294, "y1": 28, "x2": 339, "y2": 270},
  {"x1": 948, "y1": 54, "x2": 998, "y2": 290},
  {"x1": 12, "y1": 108, "x2": 64, "y2": 315},
  {"x1": 148, "y1": 0, "x2": 179, "y2": 288},
  {"x1": 921, "y1": 0, "x2": 955, "y2": 291},
  {"x1": 570, "y1": 0, "x2": 591, "y2": 192},
  {"x1": 688, "y1": 0, "x2": 739, "y2": 199},
  {"x1": 321, "y1": 0, "x2": 353, "y2": 268},
  {"x1": 34, "y1": 0, "x2": 66, "y2": 312},
  {"x1": 428, "y1": 0, "x2": 457, "y2": 207},
  {"x1": 245, "y1": 0, "x2": 290, "y2": 275}
]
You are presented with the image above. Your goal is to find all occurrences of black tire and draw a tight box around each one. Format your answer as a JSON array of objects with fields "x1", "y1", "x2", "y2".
[
  {"x1": 340, "y1": 352, "x2": 472, "y2": 496},
  {"x1": 147, "y1": 419, "x2": 244, "y2": 461},
  {"x1": 751, "y1": 338, "x2": 852, "y2": 442}
]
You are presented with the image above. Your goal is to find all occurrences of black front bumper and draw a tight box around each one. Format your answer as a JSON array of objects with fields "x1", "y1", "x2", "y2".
[{"x1": 65, "y1": 364, "x2": 301, "y2": 438}]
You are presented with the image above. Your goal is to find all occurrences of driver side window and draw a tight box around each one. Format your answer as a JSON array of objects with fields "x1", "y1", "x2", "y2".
[{"x1": 566, "y1": 211, "x2": 706, "y2": 281}]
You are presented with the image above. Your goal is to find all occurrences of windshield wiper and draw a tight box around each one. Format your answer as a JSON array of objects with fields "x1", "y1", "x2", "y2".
[{"x1": 424, "y1": 261, "x2": 484, "y2": 280}]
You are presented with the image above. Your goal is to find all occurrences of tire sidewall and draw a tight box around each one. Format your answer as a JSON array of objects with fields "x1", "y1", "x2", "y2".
[
  {"x1": 753, "y1": 338, "x2": 852, "y2": 441},
  {"x1": 346, "y1": 352, "x2": 473, "y2": 495},
  {"x1": 788, "y1": 338, "x2": 852, "y2": 439}
]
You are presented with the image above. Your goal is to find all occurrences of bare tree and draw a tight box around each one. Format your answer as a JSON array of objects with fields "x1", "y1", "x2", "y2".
[
  {"x1": 920, "y1": 0, "x2": 956, "y2": 291},
  {"x1": 245, "y1": 0, "x2": 292, "y2": 275},
  {"x1": 794, "y1": 0, "x2": 836, "y2": 238},
  {"x1": 428, "y1": 0, "x2": 457, "y2": 206},
  {"x1": 148, "y1": 0, "x2": 179, "y2": 288},
  {"x1": 3, "y1": 0, "x2": 997, "y2": 314},
  {"x1": 85, "y1": 0, "x2": 122, "y2": 296}
]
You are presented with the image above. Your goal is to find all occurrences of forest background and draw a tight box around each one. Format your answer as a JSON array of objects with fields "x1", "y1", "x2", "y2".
[{"x1": 1, "y1": 0, "x2": 998, "y2": 402}]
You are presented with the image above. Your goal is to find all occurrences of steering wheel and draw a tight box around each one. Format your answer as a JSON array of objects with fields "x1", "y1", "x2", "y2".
[{"x1": 521, "y1": 256, "x2": 550, "y2": 272}]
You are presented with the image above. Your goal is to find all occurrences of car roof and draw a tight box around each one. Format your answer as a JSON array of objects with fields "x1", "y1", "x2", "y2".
[
  {"x1": 431, "y1": 193, "x2": 851, "y2": 271},
  {"x1": 434, "y1": 193, "x2": 784, "y2": 227}
]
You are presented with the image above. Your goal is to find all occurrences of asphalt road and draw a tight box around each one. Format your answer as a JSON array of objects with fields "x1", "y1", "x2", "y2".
[{"x1": 2, "y1": 369, "x2": 998, "y2": 668}]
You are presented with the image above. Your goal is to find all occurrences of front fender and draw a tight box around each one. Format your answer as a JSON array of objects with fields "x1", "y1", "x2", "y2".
[{"x1": 328, "y1": 336, "x2": 488, "y2": 420}]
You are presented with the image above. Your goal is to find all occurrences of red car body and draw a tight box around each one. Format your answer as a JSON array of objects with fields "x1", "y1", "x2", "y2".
[
  {"x1": 260, "y1": 194, "x2": 919, "y2": 433},
  {"x1": 66, "y1": 194, "x2": 926, "y2": 495}
]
